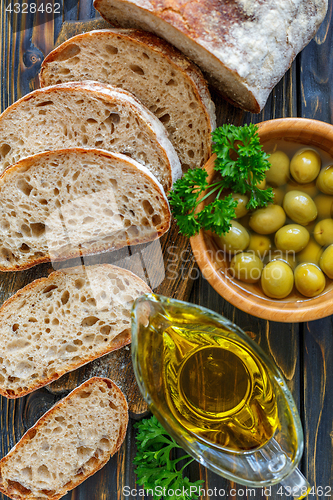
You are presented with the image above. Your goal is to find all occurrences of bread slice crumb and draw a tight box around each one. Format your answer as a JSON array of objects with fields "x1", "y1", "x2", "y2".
[
  {"x1": 0, "y1": 148, "x2": 171, "y2": 271},
  {"x1": 0, "y1": 377, "x2": 128, "y2": 500},
  {"x1": 0, "y1": 264, "x2": 151, "y2": 398},
  {"x1": 0, "y1": 81, "x2": 182, "y2": 192}
]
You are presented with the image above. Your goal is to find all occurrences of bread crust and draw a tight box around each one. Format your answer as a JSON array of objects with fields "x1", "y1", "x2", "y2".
[
  {"x1": 40, "y1": 28, "x2": 216, "y2": 133},
  {"x1": 93, "y1": 0, "x2": 328, "y2": 112},
  {"x1": 0, "y1": 81, "x2": 182, "y2": 190},
  {"x1": 0, "y1": 377, "x2": 129, "y2": 500},
  {"x1": 0, "y1": 147, "x2": 171, "y2": 272},
  {"x1": 0, "y1": 264, "x2": 151, "y2": 398}
]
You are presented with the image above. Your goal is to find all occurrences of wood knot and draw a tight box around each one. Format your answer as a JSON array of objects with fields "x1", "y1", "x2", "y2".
[
  {"x1": 245, "y1": 330, "x2": 257, "y2": 341},
  {"x1": 23, "y1": 48, "x2": 43, "y2": 68}
]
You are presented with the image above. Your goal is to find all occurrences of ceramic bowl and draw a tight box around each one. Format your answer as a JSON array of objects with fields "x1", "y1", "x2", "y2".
[{"x1": 190, "y1": 118, "x2": 333, "y2": 322}]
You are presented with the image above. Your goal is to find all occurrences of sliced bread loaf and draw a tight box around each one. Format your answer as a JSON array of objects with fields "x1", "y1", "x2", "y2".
[
  {"x1": 0, "y1": 264, "x2": 151, "y2": 398},
  {"x1": 93, "y1": 0, "x2": 327, "y2": 112},
  {"x1": 0, "y1": 377, "x2": 128, "y2": 500},
  {"x1": 0, "y1": 148, "x2": 171, "y2": 271},
  {"x1": 0, "y1": 81, "x2": 181, "y2": 192},
  {"x1": 39, "y1": 29, "x2": 216, "y2": 171}
]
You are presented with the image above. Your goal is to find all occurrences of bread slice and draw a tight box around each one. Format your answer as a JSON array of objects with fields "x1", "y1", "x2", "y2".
[
  {"x1": 39, "y1": 29, "x2": 216, "y2": 171},
  {"x1": 0, "y1": 377, "x2": 128, "y2": 500},
  {"x1": 0, "y1": 147, "x2": 171, "y2": 271},
  {"x1": 0, "y1": 263, "x2": 151, "y2": 398},
  {"x1": 0, "y1": 81, "x2": 181, "y2": 192},
  {"x1": 93, "y1": 0, "x2": 327, "y2": 112}
]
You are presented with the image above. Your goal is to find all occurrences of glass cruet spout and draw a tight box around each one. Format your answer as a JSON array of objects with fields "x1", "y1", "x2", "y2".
[{"x1": 131, "y1": 294, "x2": 310, "y2": 498}]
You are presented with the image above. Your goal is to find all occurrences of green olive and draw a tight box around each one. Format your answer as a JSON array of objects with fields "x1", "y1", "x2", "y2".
[
  {"x1": 256, "y1": 178, "x2": 266, "y2": 190},
  {"x1": 231, "y1": 193, "x2": 249, "y2": 218},
  {"x1": 271, "y1": 187, "x2": 285, "y2": 206},
  {"x1": 283, "y1": 190, "x2": 317, "y2": 225},
  {"x1": 285, "y1": 180, "x2": 318, "y2": 197},
  {"x1": 261, "y1": 261, "x2": 294, "y2": 299},
  {"x1": 313, "y1": 218, "x2": 333, "y2": 246},
  {"x1": 267, "y1": 250, "x2": 297, "y2": 270},
  {"x1": 294, "y1": 263, "x2": 326, "y2": 298},
  {"x1": 297, "y1": 238, "x2": 323, "y2": 266},
  {"x1": 249, "y1": 205, "x2": 286, "y2": 235},
  {"x1": 314, "y1": 194, "x2": 333, "y2": 219},
  {"x1": 319, "y1": 244, "x2": 333, "y2": 278},
  {"x1": 214, "y1": 220, "x2": 250, "y2": 253},
  {"x1": 230, "y1": 252, "x2": 264, "y2": 283},
  {"x1": 275, "y1": 224, "x2": 310, "y2": 253},
  {"x1": 247, "y1": 233, "x2": 271, "y2": 257},
  {"x1": 266, "y1": 150, "x2": 290, "y2": 186},
  {"x1": 248, "y1": 172, "x2": 266, "y2": 190},
  {"x1": 290, "y1": 148, "x2": 321, "y2": 183},
  {"x1": 316, "y1": 164, "x2": 333, "y2": 194}
]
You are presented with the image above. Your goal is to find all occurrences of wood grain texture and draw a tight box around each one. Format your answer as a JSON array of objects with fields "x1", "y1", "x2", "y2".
[
  {"x1": 298, "y1": 4, "x2": 333, "y2": 498},
  {"x1": 55, "y1": 18, "x2": 110, "y2": 46},
  {"x1": 0, "y1": 1, "x2": 332, "y2": 499}
]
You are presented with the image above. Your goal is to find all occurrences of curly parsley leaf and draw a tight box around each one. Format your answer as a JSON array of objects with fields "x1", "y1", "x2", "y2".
[
  {"x1": 212, "y1": 123, "x2": 273, "y2": 206},
  {"x1": 196, "y1": 196, "x2": 237, "y2": 236},
  {"x1": 134, "y1": 416, "x2": 203, "y2": 500},
  {"x1": 169, "y1": 124, "x2": 273, "y2": 237},
  {"x1": 168, "y1": 168, "x2": 208, "y2": 214},
  {"x1": 246, "y1": 185, "x2": 274, "y2": 210},
  {"x1": 168, "y1": 168, "x2": 236, "y2": 237}
]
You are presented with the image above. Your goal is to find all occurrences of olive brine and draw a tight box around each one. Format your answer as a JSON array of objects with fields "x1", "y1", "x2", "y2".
[{"x1": 214, "y1": 142, "x2": 333, "y2": 299}]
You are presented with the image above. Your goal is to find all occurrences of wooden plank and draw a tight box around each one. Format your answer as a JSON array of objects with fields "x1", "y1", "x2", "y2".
[
  {"x1": 55, "y1": 18, "x2": 110, "y2": 46},
  {"x1": 302, "y1": 320, "x2": 333, "y2": 495},
  {"x1": 298, "y1": 4, "x2": 333, "y2": 495}
]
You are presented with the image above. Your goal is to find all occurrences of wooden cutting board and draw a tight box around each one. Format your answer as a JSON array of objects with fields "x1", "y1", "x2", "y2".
[{"x1": 0, "y1": 17, "x2": 197, "y2": 419}]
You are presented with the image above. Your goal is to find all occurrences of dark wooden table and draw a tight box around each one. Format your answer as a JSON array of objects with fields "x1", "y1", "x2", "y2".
[{"x1": 1, "y1": 1, "x2": 332, "y2": 499}]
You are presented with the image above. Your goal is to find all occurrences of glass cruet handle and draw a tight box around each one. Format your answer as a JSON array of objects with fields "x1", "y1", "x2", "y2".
[
  {"x1": 280, "y1": 468, "x2": 311, "y2": 499},
  {"x1": 256, "y1": 438, "x2": 311, "y2": 499}
]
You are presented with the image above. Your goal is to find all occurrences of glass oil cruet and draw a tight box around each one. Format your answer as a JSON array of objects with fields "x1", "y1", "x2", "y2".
[{"x1": 131, "y1": 294, "x2": 311, "y2": 499}]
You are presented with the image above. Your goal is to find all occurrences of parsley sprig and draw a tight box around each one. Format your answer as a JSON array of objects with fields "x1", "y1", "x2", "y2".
[
  {"x1": 134, "y1": 415, "x2": 203, "y2": 500},
  {"x1": 169, "y1": 123, "x2": 273, "y2": 237}
]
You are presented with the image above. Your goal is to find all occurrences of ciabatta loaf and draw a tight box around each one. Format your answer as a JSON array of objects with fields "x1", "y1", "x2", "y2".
[
  {"x1": 40, "y1": 29, "x2": 216, "y2": 171},
  {"x1": 0, "y1": 148, "x2": 170, "y2": 271},
  {"x1": 0, "y1": 377, "x2": 128, "y2": 500},
  {"x1": 0, "y1": 264, "x2": 151, "y2": 398},
  {"x1": 0, "y1": 81, "x2": 181, "y2": 192},
  {"x1": 93, "y1": 0, "x2": 327, "y2": 112}
]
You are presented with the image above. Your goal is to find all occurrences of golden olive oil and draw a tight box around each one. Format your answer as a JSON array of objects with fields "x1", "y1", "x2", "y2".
[
  {"x1": 133, "y1": 295, "x2": 303, "y2": 489},
  {"x1": 162, "y1": 323, "x2": 278, "y2": 452}
]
